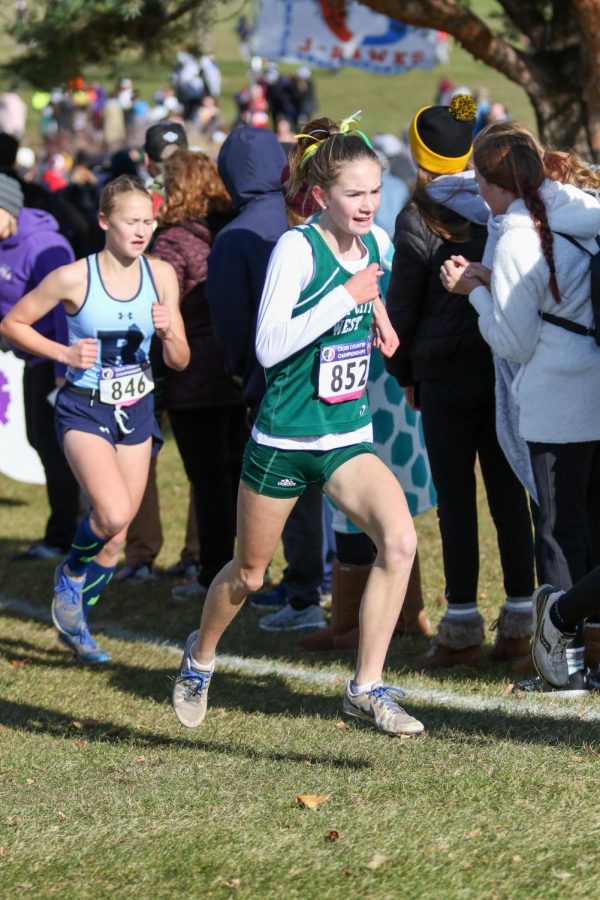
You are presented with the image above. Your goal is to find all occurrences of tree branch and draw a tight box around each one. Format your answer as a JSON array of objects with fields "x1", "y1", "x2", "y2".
[{"x1": 357, "y1": 0, "x2": 534, "y2": 89}]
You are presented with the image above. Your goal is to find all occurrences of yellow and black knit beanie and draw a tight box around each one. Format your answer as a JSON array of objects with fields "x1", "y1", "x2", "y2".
[{"x1": 408, "y1": 94, "x2": 477, "y2": 175}]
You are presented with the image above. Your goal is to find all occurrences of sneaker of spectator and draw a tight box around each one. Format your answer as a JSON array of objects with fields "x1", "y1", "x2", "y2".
[
  {"x1": 12, "y1": 540, "x2": 64, "y2": 562},
  {"x1": 114, "y1": 562, "x2": 155, "y2": 583},
  {"x1": 170, "y1": 577, "x2": 210, "y2": 603}
]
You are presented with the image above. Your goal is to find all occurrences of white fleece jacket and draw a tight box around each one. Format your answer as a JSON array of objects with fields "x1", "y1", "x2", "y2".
[{"x1": 469, "y1": 179, "x2": 600, "y2": 443}]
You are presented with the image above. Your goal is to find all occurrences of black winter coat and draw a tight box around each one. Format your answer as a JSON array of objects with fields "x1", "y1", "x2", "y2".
[{"x1": 386, "y1": 201, "x2": 492, "y2": 387}]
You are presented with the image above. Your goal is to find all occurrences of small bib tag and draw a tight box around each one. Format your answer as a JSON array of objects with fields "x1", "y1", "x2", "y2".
[
  {"x1": 99, "y1": 363, "x2": 154, "y2": 406},
  {"x1": 318, "y1": 338, "x2": 371, "y2": 405}
]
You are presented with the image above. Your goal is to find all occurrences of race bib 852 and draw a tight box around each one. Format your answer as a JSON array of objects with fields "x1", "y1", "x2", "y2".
[{"x1": 318, "y1": 338, "x2": 371, "y2": 405}]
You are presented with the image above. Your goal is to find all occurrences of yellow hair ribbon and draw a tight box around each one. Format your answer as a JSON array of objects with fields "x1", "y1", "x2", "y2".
[{"x1": 296, "y1": 110, "x2": 374, "y2": 168}]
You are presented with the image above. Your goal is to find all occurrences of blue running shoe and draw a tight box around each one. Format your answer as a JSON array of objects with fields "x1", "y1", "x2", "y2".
[
  {"x1": 58, "y1": 626, "x2": 111, "y2": 664},
  {"x1": 172, "y1": 630, "x2": 213, "y2": 728},
  {"x1": 249, "y1": 582, "x2": 287, "y2": 611},
  {"x1": 51, "y1": 563, "x2": 85, "y2": 636}
]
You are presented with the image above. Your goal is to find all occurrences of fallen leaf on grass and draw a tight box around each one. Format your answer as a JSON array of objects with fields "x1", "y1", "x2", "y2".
[
  {"x1": 555, "y1": 872, "x2": 573, "y2": 880},
  {"x1": 327, "y1": 830, "x2": 340, "y2": 842},
  {"x1": 9, "y1": 659, "x2": 27, "y2": 668},
  {"x1": 467, "y1": 829, "x2": 481, "y2": 839},
  {"x1": 135, "y1": 756, "x2": 146, "y2": 762},
  {"x1": 26, "y1": 778, "x2": 35, "y2": 785},
  {"x1": 51, "y1": 825, "x2": 60, "y2": 833},
  {"x1": 368, "y1": 853, "x2": 389, "y2": 870},
  {"x1": 296, "y1": 794, "x2": 330, "y2": 810},
  {"x1": 588, "y1": 747, "x2": 599, "y2": 757},
  {"x1": 335, "y1": 721, "x2": 349, "y2": 731},
  {"x1": 74, "y1": 739, "x2": 88, "y2": 749},
  {"x1": 571, "y1": 756, "x2": 584, "y2": 763},
  {"x1": 69, "y1": 719, "x2": 101, "y2": 731},
  {"x1": 223, "y1": 878, "x2": 241, "y2": 888},
  {"x1": 504, "y1": 683, "x2": 515, "y2": 694},
  {"x1": 512, "y1": 855, "x2": 523, "y2": 863},
  {"x1": 340, "y1": 868, "x2": 354, "y2": 878},
  {"x1": 577, "y1": 707, "x2": 586, "y2": 720}
]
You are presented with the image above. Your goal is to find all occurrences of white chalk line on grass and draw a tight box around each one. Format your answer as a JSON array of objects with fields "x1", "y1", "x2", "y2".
[{"x1": 2, "y1": 593, "x2": 600, "y2": 724}]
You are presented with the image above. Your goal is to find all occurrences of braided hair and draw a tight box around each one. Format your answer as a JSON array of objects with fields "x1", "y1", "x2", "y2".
[{"x1": 473, "y1": 122, "x2": 560, "y2": 303}]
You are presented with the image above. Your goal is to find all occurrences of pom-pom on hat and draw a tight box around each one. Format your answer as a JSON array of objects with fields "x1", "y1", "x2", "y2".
[
  {"x1": 0, "y1": 173, "x2": 24, "y2": 218},
  {"x1": 408, "y1": 94, "x2": 477, "y2": 175}
]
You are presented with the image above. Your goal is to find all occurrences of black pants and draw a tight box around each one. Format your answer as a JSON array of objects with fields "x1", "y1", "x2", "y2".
[
  {"x1": 529, "y1": 440, "x2": 600, "y2": 636},
  {"x1": 283, "y1": 483, "x2": 324, "y2": 610},
  {"x1": 24, "y1": 362, "x2": 79, "y2": 550},
  {"x1": 528, "y1": 440, "x2": 600, "y2": 588},
  {"x1": 168, "y1": 405, "x2": 248, "y2": 585},
  {"x1": 419, "y1": 371, "x2": 535, "y2": 605}
]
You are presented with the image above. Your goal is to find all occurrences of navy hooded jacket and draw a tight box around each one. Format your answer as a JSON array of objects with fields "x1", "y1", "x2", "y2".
[{"x1": 206, "y1": 127, "x2": 288, "y2": 412}]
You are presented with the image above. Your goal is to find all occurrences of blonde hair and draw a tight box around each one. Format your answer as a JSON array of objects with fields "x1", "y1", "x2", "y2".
[
  {"x1": 99, "y1": 175, "x2": 151, "y2": 217},
  {"x1": 543, "y1": 150, "x2": 600, "y2": 191}
]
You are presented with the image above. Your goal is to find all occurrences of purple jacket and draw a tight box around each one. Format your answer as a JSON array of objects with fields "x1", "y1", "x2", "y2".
[{"x1": 0, "y1": 207, "x2": 74, "y2": 374}]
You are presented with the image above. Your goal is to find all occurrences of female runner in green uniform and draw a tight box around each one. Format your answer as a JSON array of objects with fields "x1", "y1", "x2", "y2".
[{"x1": 172, "y1": 113, "x2": 425, "y2": 736}]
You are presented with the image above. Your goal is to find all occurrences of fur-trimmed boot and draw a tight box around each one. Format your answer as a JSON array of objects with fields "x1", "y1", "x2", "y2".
[
  {"x1": 394, "y1": 552, "x2": 433, "y2": 637},
  {"x1": 298, "y1": 561, "x2": 370, "y2": 652},
  {"x1": 584, "y1": 623, "x2": 600, "y2": 669},
  {"x1": 416, "y1": 612, "x2": 485, "y2": 670},
  {"x1": 489, "y1": 603, "x2": 535, "y2": 667}
]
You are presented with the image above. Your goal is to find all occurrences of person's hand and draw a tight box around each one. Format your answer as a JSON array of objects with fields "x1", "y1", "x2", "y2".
[
  {"x1": 440, "y1": 257, "x2": 490, "y2": 295},
  {"x1": 345, "y1": 263, "x2": 382, "y2": 306},
  {"x1": 404, "y1": 385, "x2": 418, "y2": 410},
  {"x1": 152, "y1": 301, "x2": 172, "y2": 339},
  {"x1": 372, "y1": 298, "x2": 399, "y2": 357},
  {"x1": 66, "y1": 338, "x2": 98, "y2": 369}
]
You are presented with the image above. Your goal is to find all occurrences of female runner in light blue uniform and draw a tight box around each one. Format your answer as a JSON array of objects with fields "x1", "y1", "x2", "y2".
[{"x1": 1, "y1": 175, "x2": 189, "y2": 661}]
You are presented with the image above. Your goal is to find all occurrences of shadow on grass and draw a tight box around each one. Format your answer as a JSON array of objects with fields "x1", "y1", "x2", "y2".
[
  {"x1": 0, "y1": 694, "x2": 370, "y2": 770},
  {"x1": 3, "y1": 632, "x2": 600, "y2": 749}
]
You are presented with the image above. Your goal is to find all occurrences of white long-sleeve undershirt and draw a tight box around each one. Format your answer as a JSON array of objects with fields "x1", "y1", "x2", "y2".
[
  {"x1": 255, "y1": 225, "x2": 391, "y2": 368},
  {"x1": 253, "y1": 224, "x2": 390, "y2": 450}
]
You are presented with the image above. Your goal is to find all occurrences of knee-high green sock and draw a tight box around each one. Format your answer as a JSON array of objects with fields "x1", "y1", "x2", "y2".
[
  {"x1": 82, "y1": 561, "x2": 115, "y2": 619},
  {"x1": 66, "y1": 514, "x2": 108, "y2": 576}
]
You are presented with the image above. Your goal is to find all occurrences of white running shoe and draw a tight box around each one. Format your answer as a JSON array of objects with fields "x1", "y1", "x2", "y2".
[
  {"x1": 172, "y1": 631, "x2": 213, "y2": 728},
  {"x1": 342, "y1": 681, "x2": 425, "y2": 736},
  {"x1": 532, "y1": 584, "x2": 572, "y2": 688},
  {"x1": 259, "y1": 602, "x2": 326, "y2": 632}
]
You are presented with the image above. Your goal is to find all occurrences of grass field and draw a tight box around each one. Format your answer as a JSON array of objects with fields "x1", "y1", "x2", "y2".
[
  {"x1": 2, "y1": 433, "x2": 600, "y2": 899},
  {"x1": 1, "y1": 3, "x2": 598, "y2": 897}
]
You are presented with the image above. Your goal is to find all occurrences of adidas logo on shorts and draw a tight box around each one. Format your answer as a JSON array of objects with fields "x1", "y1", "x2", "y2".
[{"x1": 277, "y1": 477, "x2": 297, "y2": 487}]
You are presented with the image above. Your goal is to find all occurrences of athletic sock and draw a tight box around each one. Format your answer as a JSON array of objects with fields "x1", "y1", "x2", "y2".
[
  {"x1": 82, "y1": 561, "x2": 115, "y2": 618},
  {"x1": 66, "y1": 514, "x2": 107, "y2": 576},
  {"x1": 445, "y1": 602, "x2": 479, "y2": 619},
  {"x1": 549, "y1": 593, "x2": 577, "y2": 635},
  {"x1": 349, "y1": 679, "x2": 377, "y2": 695},
  {"x1": 566, "y1": 645, "x2": 585, "y2": 675},
  {"x1": 190, "y1": 652, "x2": 215, "y2": 673}
]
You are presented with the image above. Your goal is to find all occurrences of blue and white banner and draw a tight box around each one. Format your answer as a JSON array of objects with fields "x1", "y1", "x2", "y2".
[{"x1": 255, "y1": 0, "x2": 447, "y2": 74}]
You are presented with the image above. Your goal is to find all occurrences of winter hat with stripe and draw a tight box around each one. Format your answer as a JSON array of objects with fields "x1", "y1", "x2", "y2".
[
  {"x1": 0, "y1": 173, "x2": 24, "y2": 218},
  {"x1": 409, "y1": 94, "x2": 477, "y2": 175}
]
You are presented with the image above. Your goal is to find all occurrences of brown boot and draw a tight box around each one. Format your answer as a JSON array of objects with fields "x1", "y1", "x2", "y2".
[
  {"x1": 298, "y1": 561, "x2": 370, "y2": 651},
  {"x1": 416, "y1": 613, "x2": 485, "y2": 670},
  {"x1": 394, "y1": 552, "x2": 433, "y2": 637},
  {"x1": 489, "y1": 604, "x2": 534, "y2": 663},
  {"x1": 584, "y1": 624, "x2": 600, "y2": 668}
]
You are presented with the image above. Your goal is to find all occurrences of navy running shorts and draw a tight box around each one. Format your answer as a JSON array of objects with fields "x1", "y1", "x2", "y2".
[{"x1": 55, "y1": 384, "x2": 163, "y2": 455}]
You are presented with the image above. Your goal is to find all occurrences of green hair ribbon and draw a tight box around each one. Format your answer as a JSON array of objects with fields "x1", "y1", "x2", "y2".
[{"x1": 296, "y1": 110, "x2": 374, "y2": 169}]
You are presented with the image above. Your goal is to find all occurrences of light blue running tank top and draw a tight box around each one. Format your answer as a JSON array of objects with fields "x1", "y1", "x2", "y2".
[{"x1": 66, "y1": 254, "x2": 158, "y2": 390}]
